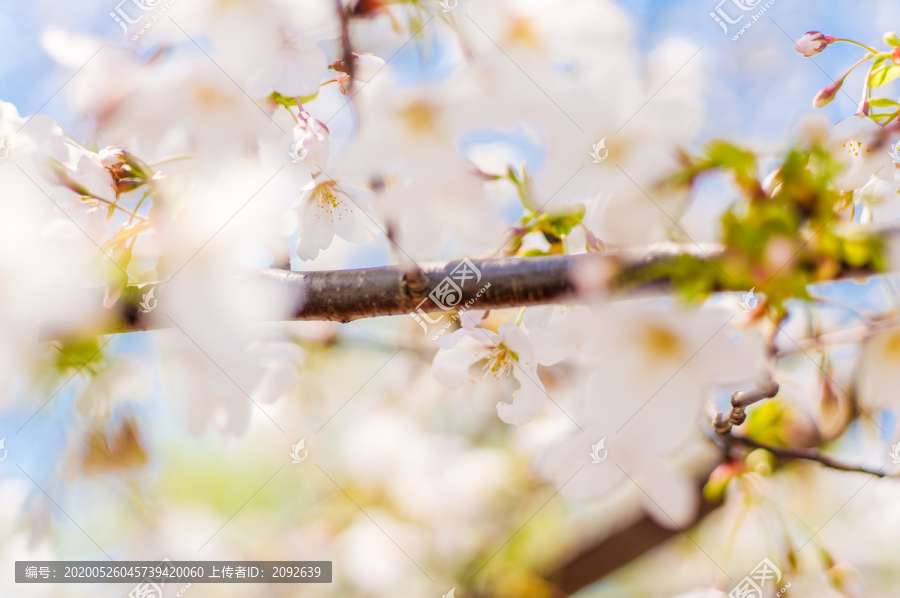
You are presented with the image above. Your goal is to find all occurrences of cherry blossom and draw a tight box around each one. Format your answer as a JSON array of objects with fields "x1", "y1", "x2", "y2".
[
  {"x1": 173, "y1": 0, "x2": 338, "y2": 98},
  {"x1": 290, "y1": 110, "x2": 331, "y2": 174},
  {"x1": 345, "y1": 76, "x2": 506, "y2": 257},
  {"x1": 150, "y1": 167, "x2": 306, "y2": 435},
  {"x1": 829, "y1": 114, "x2": 891, "y2": 192},
  {"x1": 295, "y1": 173, "x2": 380, "y2": 261},
  {"x1": 523, "y1": 304, "x2": 592, "y2": 366},
  {"x1": 858, "y1": 325, "x2": 900, "y2": 413},
  {"x1": 432, "y1": 321, "x2": 546, "y2": 424},
  {"x1": 537, "y1": 301, "x2": 767, "y2": 525},
  {"x1": 854, "y1": 168, "x2": 900, "y2": 222},
  {"x1": 794, "y1": 31, "x2": 836, "y2": 57}
]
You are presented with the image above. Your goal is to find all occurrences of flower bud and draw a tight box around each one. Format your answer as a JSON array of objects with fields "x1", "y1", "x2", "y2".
[
  {"x1": 885, "y1": 31, "x2": 900, "y2": 47},
  {"x1": 98, "y1": 146, "x2": 126, "y2": 170},
  {"x1": 794, "y1": 31, "x2": 835, "y2": 57},
  {"x1": 813, "y1": 78, "x2": 844, "y2": 108},
  {"x1": 291, "y1": 111, "x2": 330, "y2": 172},
  {"x1": 332, "y1": 53, "x2": 387, "y2": 94},
  {"x1": 331, "y1": 53, "x2": 385, "y2": 81}
]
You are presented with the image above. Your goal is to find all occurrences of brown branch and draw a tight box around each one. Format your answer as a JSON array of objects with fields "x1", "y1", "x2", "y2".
[
  {"x1": 60, "y1": 231, "x2": 897, "y2": 337},
  {"x1": 727, "y1": 435, "x2": 887, "y2": 478},
  {"x1": 549, "y1": 472, "x2": 722, "y2": 595},
  {"x1": 713, "y1": 378, "x2": 780, "y2": 435},
  {"x1": 335, "y1": 0, "x2": 356, "y2": 95}
]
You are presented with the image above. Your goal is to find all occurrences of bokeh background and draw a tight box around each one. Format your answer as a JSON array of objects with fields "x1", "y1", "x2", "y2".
[{"x1": 3, "y1": 1, "x2": 900, "y2": 597}]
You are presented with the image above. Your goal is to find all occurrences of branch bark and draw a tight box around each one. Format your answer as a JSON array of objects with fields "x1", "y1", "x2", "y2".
[
  {"x1": 56, "y1": 220, "x2": 900, "y2": 338},
  {"x1": 94, "y1": 237, "x2": 891, "y2": 335},
  {"x1": 549, "y1": 484, "x2": 722, "y2": 595},
  {"x1": 727, "y1": 435, "x2": 887, "y2": 477}
]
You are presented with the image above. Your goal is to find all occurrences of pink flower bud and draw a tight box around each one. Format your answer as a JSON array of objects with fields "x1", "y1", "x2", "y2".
[
  {"x1": 813, "y1": 78, "x2": 843, "y2": 108},
  {"x1": 794, "y1": 31, "x2": 835, "y2": 57},
  {"x1": 332, "y1": 53, "x2": 387, "y2": 95},
  {"x1": 98, "y1": 146, "x2": 126, "y2": 169},
  {"x1": 291, "y1": 111, "x2": 330, "y2": 172}
]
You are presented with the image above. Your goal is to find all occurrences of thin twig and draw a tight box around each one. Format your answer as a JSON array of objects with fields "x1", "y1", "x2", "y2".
[
  {"x1": 713, "y1": 378, "x2": 780, "y2": 435},
  {"x1": 728, "y1": 435, "x2": 887, "y2": 478},
  {"x1": 335, "y1": 0, "x2": 355, "y2": 96}
]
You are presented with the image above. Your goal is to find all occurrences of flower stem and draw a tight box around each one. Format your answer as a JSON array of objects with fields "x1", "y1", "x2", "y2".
[{"x1": 833, "y1": 38, "x2": 878, "y2": 53}]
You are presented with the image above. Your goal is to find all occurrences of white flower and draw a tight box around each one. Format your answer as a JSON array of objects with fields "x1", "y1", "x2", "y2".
[
  {"x1": 345, "y1": 76, "x2": 505, "y2": 258},
  {"x1": 0, "y1": 105, "x2": 101, "y2": 406},
  {"x1": 147, "y1": 166, "x2": 306, "y2": 435},
  {"x1": 509, "y1": 38, "x2": 703, "y2": 247},
  {"x1": 464, "y1": 0, "x2": 630, "y2": 65},
  {"x1": 173, "y1": 0, "x2": 338, "y2": 98},
  {"x1": 537, "y1": 300, "x2": 767, "y2": 526},
  {"x1": 290, "y1": 110, "x2": 330, "y2": 173},
  {"x1": 295, "y1": 173, "x2": 380, "y2": 261},
  {"x1": 48, "y1": 139, "x2": 119, "y2": 204},
  {"x1": 830, "y1": 114, "x2": 891, "y2": 192},
  {"x1": 524, "y1": 304, "x2": 592, "y2": 366},
  {"x1": 859, "y1": 325, "x2": 900, "y2": 412},
  {"x1": 46, "y1": 47, "x2": 284, "y2": 162},
  {"x1": 853, "y1": 166, "x2": 900, "y2": 222},
  {"x1": 432, "y1": 322, "x2": 546, "y2": 424},
  {"x1": 583, "y1": 301, "x2": 766, "y2": 415},
  {"x1": 537, "y1": 371, "x2": 701, "y2": 526}
]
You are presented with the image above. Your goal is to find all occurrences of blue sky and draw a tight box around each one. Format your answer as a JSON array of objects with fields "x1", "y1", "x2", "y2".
[
  {"x1": 2, "y1": 0, "x2": 897, "y2": 260},
  {"x1": 3, "y1": 0, "x2": 898, "y2": 148}
]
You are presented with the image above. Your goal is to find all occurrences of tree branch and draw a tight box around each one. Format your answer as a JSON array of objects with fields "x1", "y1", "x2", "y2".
[
  {"x1": 713, "y1": 378, "x2": 780, "y2": 435},
  {"x1": 726, "y1": 435, "x2": 887, "y2": 477},
  {"x1": 550, "y1": 427, "x2": 889, "y2": 595},
  {"x1": 73, "y1": 230, "x2": 896, "y2": 336},
  {"x1": 549, "y1": 485, "x2": 722, "y2": 595}
]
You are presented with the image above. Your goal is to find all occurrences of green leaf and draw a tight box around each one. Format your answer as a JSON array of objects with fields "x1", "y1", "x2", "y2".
[
  {"x1": 53, "y1": 337, "x2": 103, "y2": 374},
  {"x1": 869, "y1": 98, "x2": 899, "y2": 108},
  {"x1": 269, "y1": 91, "x2": 320, "y2": 108},
  {"x1": 869, "y1": 64, "x2": 900, "y2": 87},
  {"x1": 871, "y1": 110, "x2": 899, "y2": 123},
  {"x1": 534, "y1": 204, "x2": 586, "y2": 239}
]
